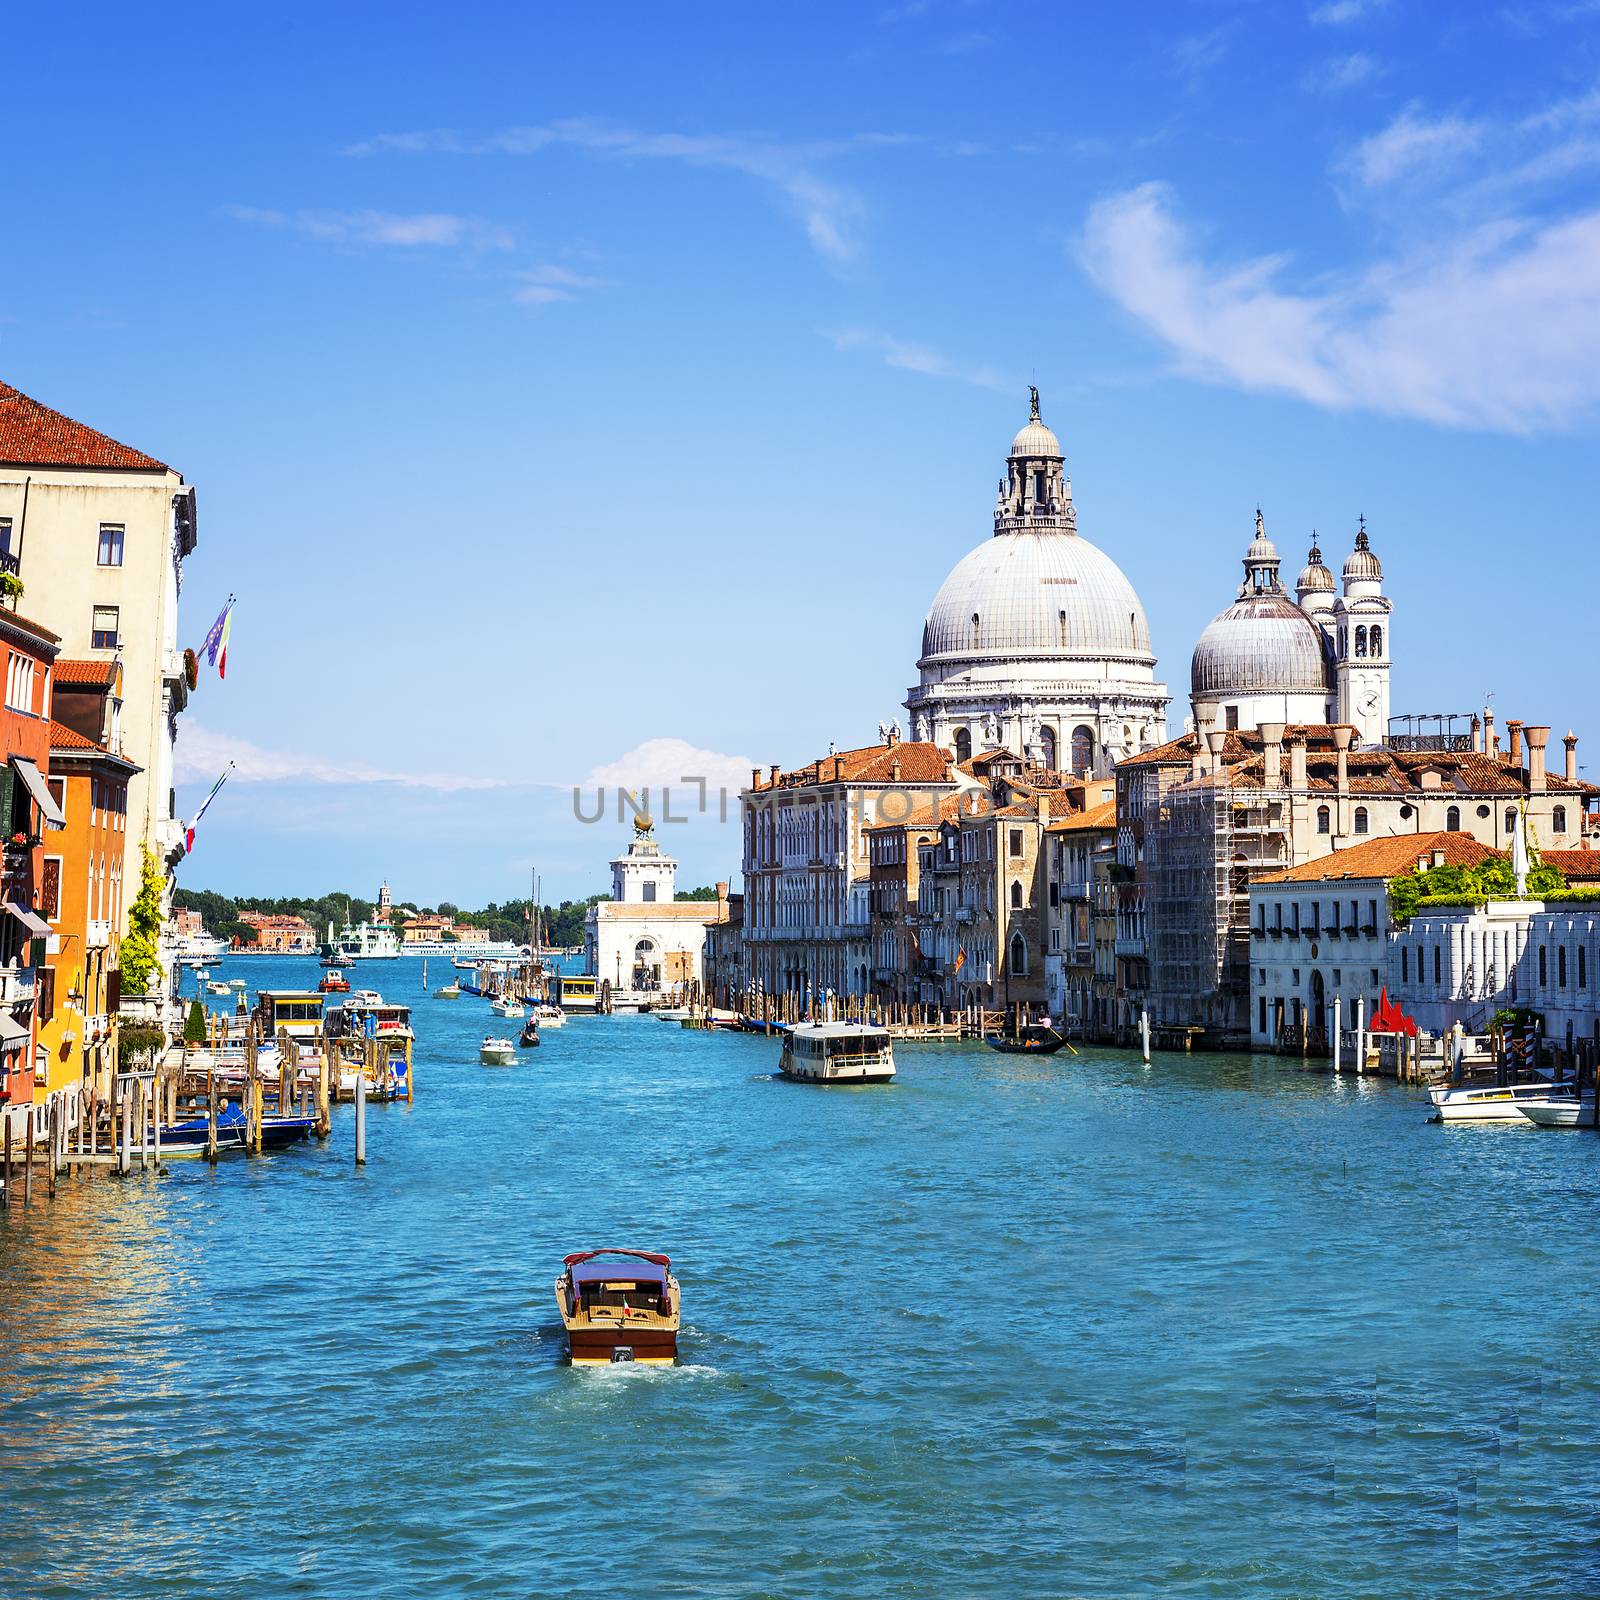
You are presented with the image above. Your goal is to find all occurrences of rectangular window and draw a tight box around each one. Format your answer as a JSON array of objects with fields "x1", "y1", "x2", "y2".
[
  {"x1": 0, "y1": 517, "x2": 11, "y2": 560},
  {"x1": 36, "y1": 967, "x2": 53, "y2": 1026},
  {"x1": 1225, "y1": 705, "x2": 1239, "y2": 731},
  {"x1": 41, "y1": 856, "x2": 61, "y2": 922},
  {"x1": 1009, "y1": 828, "x2": 1023, "y2": 858},
  {"x1": 91, "y1": 605, "x2": 120, "y2": 650},
  {"x1": 1433, "y1": 945, "x2": 1441, "y2": 983},
  {"x1": 46, "y1": 777, "x2": 64, "y2": 824},
  {"x1": 97, "y1": 524, "x2": 125, "y2": 567}
]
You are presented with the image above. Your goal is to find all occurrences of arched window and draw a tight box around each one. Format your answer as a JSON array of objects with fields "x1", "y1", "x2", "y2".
[
  {"x1": 1071, "y1": 725, "x2": 1095, "y2": 777},
  {"x1": 1370, "y1": 625, "x2": 1382, "y2": 657},
  {"x1": 1506, "y1": 808, "x2": 1517, "y2": 833},
  {"x1": 1316, "y1": 805, "x2": 1331, "y2": 835},
  {"x1": 1009, "y1": 931, "x2": 1028, "y2": 976},
  {"x1": 1010, "y1": 880, "x2": 1023, "y2": 909},
  {"x1": 1353, "y1": 806, "x2": 1369, "y2": 834},
  {"x1": 954, "y1": 727, "x2": 972, "y2": 763},
  {"x1": 1553, "y1": 805, "x2": 1568, "y2": 833},
  {"x1": 1039, "y1": 726, "x2": 1057, "y2": 770},
  {"x1": 1355, "y1": 625, "x2": 1368, "y2": 657},
  {"x1": 1446, "y1": 805, "x2": 1461, "y2": 831}
]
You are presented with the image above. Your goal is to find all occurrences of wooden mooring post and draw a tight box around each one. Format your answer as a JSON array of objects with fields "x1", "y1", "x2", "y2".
[{"x1": 206, "y1": 1069, "x2": 218, "y2": 1165}]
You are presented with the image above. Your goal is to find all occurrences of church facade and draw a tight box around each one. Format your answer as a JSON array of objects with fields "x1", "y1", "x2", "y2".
[
  {"x1": 905, "y1": 392, "x2": 1170, "y2": 778},
  {"x1": 1190, "y1": 513, "x2": 1392, "y2": 746}
]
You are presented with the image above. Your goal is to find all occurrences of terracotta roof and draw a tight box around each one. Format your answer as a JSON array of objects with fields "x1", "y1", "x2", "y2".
[
  {"x1": 48, "y1": 720, "x2": 102, "y2": 751},
  {"x1": 0, "y1": 382, "x2": 169, "y2": 471},
  {"x1": 1544, "y1": 849, "x2": 1600, "y2": 881},
  {"x1": 54, "y1": 659, "x2": 117, "y2": 686},
  {"x1": 1255, "y1": 831, "x2": 1500, "y2": 884},
  {"x1": 1046, "y1": 798, "x2": 1118, "y2": 833},
  {"x1": 1119, "y1": 726, "x2": 1353, "y2": 770},
  {"x1": 759, "y1": 742, "x2": 954, "y2": 790}
]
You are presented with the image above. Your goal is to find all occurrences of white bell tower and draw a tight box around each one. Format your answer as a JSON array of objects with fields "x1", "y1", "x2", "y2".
[
  {"x1": 1333, "y1": 517, "x2": 1392, "y2": 746},
  {"x1": 610, "y1": 813, "x2": 678, "y2": 904}
]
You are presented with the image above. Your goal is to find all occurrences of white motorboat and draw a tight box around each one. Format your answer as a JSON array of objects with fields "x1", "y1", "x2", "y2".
[
  {"x1": 490, "y1": 996, "x2": 524, "y2": 1018},
  {"x1": 652, "y1": 1006, "x2": 693, "y2": 1022},
  {"x1": 1429, "y1": 1078, "x2": 1574, "y2": 1123},
  {"x1": 1518, "y1": 1094, "x2": 1596, "y2": 1128},
  {"x1": 532, "y1": 1004, "x2": 565, "y2": 1029},
  {"x1": 779, "y1": 1022, "x2": 896, "y2": 1084},
  {"x1": 479, "y1": 1036, "x2": 517, "y2": 1067}
]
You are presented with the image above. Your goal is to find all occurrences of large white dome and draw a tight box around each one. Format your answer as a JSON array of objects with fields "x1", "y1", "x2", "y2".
[{"x1": 920, "y1": 529, "x2": 1154, "y2": 665}]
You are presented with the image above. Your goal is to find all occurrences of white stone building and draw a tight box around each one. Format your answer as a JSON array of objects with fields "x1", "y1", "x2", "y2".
[
  {"x1": 905, "y1": 391, "x2": 1169, "y2": 776},
  {"x1": 585, "y1": 815, "x2": 729, "y2": 996},
  {"x1": 0, "y1": 383, "x2": 197, "y2": 972},
  {"x1": 1191, "y1": 513, "x2": 1391, "y2": 745}
]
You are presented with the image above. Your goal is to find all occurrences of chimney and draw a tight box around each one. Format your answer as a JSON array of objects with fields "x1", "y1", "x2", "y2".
[
  {"x1": 1039, "y1": 794, "x2": 1051, "y2": 829},
  {"x1": 886, "y1": 724, "x2": 899, "y2": 747},
  {"x1": 1484, "y1": 709, "x2": 1497, "y2": 757},
  {"x1": 890, "y1": 757, "x2": 902, "y2": 781},
  {"x1": 1334, "y1": 726, "x2": 1353, "y2": 808},
  {"x1": 769, "y1": 763, "x2": 780, "y2": 786},
  {"x1": 1471, "y1": 715, "x2": 1482, "y2": 754},
  {"x1": 1431, "y1": 849, "x2": 1446, "y2": 868},
  {"x1": 1260, "y1": 721, "x2": 1286, "y2": 789},
  {"x1": 1506, "y1": 719, "x2": 1523, "y2": 765},
  {"x1": 1203, "y1": 729, "x2": 1227, "y2": 779},
  {"x1": 1288, "y1": 738, "x2": 1308, "y2": 792},
  {"x1": 751, "y1": 768, "x2": 761, "y2": 791},
  {"x1": 1191, "y1": 736, "x2": 1207, "y2": 780},
  {"x1": 716, "y1": 880, "x2": 728, "y2": 910},
  {"x1": 1565, "y1": 730, "x2": 1579, "y2": 783},
  {"x1": 1526, "y1": 725, "x2": 1550, "y2": 793}
]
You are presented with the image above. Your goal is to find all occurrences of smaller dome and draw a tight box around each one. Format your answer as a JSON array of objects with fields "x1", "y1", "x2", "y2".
[
  {"x1": 1192, "y1": 593, "x2": 1330, "y2": 698},
  {"x1": 1298, "y1": 540, "x2": 1335, "y2": 594},
  {"x1": 1010, "y1": 419, "x2": 1062, "y2": 460},
  {"x1": 1344, "y1": 522, "x2": 1382, "y2": 581},
  {"x1": 1247, "y1": 529, "x2": 1278, "y2": 564}
]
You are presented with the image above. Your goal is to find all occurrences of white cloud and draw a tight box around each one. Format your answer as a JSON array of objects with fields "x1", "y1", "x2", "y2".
[
  {"x1": 344, "y1": 117, "x2": 911, "y2": 266},
  {"x1": 826, "y1": 328, "x2": 1014, "y2": 391},
  {"x1": 1309, "y1": 0, "x2": 1387, "y2": 23},
  {"x1": 1339, "y1": 105, "x2": 1484, "y2": 188},
  {"x1": 175, "y1": 722, "x2": 510, "y2": 792},
  {"x1": 1305, "y1": 51, "x2": 1379, "y2": 92},
  {"x1": 579, "y1": 738, "x2": 756, "y2": 799},
  {"x1": 224, "y1": 205, "x2": 514, "y2": 250},
  {"x1": 1079, "y1": 181, "x2": 1600, "y2": 432},
  {"x1": 511, "y1": 263, "x2": 613, "y2": 306}
]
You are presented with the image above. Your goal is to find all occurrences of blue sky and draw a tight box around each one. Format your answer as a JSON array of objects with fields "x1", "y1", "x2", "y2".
[{"x1": 6, "y1": 1, "x2": 1600, "y2": 903}]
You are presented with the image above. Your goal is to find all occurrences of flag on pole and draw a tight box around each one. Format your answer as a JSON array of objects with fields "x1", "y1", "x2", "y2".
[
  {"x1": 184, "y1": 763, "x2": 234, "y2": 853},
  {"x1": 953, "y1": 947, "x2": 966, "y2": 974},
  {"x1": 199, "y1": 594, "x2": 235, "y2": 673},
  {"x1": 217, "y1": 606, "x2": 233, "y2": 679}
]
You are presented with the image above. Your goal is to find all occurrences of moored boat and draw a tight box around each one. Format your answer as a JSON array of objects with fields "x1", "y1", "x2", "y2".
[
  {"x1": 480, "y1": 1036, "x2": 517, "y2": 1066},
  {"x1": 1518, "y1": 1093, "x2": 1596, "y2": 1128},
  {"x1": 554, "y1": 1249, "x2": 680, "y2": 1364},
  {"x1": 1428, "y1": 1078, "x2": 1574, "y2": 1123},
  {"x1": 435, "y1": 981, "x2": 461, "y2": 999},
  {"x1": 779, "y1": 1022, "x2": 895, "y2": 1084}
]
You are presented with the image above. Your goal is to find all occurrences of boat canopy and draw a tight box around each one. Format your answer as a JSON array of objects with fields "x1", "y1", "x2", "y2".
[{"x1": 563, "y1": 1248, "x2": 670, "y2": 1277}]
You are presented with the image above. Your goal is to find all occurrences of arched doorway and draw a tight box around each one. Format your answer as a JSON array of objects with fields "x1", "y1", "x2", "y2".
[
  {"x1": 954, "y1": 727, "x2": 972, "y2": 763},
  {"x1": 1039, "y1": 725, "x2": 1057, "y2": 770},
  {"x1": 633, "y1": 937, "x2": 660, "y2": 992}
]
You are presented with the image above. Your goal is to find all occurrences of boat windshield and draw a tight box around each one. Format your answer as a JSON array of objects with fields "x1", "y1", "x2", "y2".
[{"x1": 825, "y1": 1034, "x2": 890, "y2": 1058}]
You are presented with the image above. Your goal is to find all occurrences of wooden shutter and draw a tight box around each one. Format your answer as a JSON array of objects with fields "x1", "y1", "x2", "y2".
[
  {"x1": 40, "y1": 858, "x2": 60, "y2": 921},
  {"x1": 36, "y1": 966, "x2": 53, "y2": 1025}
]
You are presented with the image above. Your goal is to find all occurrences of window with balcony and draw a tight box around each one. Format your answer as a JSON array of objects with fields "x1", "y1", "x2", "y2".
[
  {"x1": 92, "y1": 605, "x2": 120, "y2": 650},
  {"x1": 97, "y1": 523, "x2": 125, "y2": 567}
]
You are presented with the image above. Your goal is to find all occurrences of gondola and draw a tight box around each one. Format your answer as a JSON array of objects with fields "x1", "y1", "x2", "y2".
[
  {"x1": 519, "y1": 1018, "x2": 541, "y2": 1049},
  {"x1": 983, "y1": 1029, "x2": 1068, "y2": 1056}
]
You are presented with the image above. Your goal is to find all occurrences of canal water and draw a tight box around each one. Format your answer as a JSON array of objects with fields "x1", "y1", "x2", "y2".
[{"x1": 3, "y1": 953, "x2": 1600, "y2": 1598}]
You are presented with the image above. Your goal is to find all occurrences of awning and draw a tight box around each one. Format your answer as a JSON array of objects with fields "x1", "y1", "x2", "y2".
[
  {"x1": 5, "y1": 903, "x2": 50, "y2": 939},
  {"x1": 0, "y1": 1011, "x2": 29, "y2": 1045},
  {"x1": 11, "y1": 757, "x2": 63, "y2": 828}
]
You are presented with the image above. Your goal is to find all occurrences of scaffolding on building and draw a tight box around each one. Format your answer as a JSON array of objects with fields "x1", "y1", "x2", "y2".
[{"x1": 1143, "y1": 768, "x2": 1288, "y2": 1037}]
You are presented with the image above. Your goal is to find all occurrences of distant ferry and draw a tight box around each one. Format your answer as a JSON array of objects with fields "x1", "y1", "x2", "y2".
[
  {"x1": 332, "y1": 921, "x2": 401, "y2": 961},
  {"x1": 403, "y1": 938, "x2": 526, "y2": 958}
]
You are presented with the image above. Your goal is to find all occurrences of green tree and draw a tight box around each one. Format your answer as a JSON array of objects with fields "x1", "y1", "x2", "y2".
[
  {"x1": 120, "y1": 847, "x2": 166, "y2": 995},
  {"x1": 184, "y1": 999, "x2": 207, "y2": 1044}
]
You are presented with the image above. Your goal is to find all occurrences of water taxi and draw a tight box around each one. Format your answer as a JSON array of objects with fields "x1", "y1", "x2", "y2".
[
  {"x1": 1428, "y1": 1078, "x2": 1574, "y2": 1123},
  {"x1": 318, "y1": 968, "x2": 351, "y2": 994},
  {"x1": 480, "y1": 1036, "x2": 516, "y2": 1066},
  {"x1": 491, "y1": 995, "x2": 525, "y2": 1018},
  {"x1": 554, "y1": 1249, "x2": 680, "y2": 1364},
  {"x1": 532, "y1": 1004, "x2": 565, "y2": 1029},
  {"x1": 779, "y1": 1022, "x2": 896, "y2": 1084}
]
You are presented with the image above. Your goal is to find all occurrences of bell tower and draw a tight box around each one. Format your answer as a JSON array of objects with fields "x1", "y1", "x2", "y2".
[{"x1": 1333, "y1": 517, "x2": 1392, "y2": 746}]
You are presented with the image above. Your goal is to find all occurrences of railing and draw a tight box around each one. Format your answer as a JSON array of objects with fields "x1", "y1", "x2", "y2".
[{"x1": 0, "y1": 966, "x2": 35, "y2": 1006}]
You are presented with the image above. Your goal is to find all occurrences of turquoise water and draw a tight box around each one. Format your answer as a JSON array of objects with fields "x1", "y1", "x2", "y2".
[{"x1": 4, "y1": 953, "x2": 1600, "y2": 1598}]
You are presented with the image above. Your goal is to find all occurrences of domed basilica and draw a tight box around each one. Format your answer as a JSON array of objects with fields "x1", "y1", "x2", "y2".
[
  {"x1": 905, "y1": 392, "x2": 1169, "y2": 776},
  {"x1": 1190, "y1": 512, "x2": 1392, "y2": 746}
]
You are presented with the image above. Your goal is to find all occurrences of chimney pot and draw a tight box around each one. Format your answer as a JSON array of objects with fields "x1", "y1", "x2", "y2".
[
  {"x1": 1526, "y1": 724, "x2": 1550, "y2": 793},
  {"x1": 1507, "y1": 719, "x2": 1524, "y2": 764},
  {"x1": 752, "y1": 768, "x2": 761, "y2": 790},
  {"x1": 1287, "y1": 738, "x2": 1308, "y2": 791},
  {"x1": 770, "y1": 763, "x2": 780, "y2": 785},
  {"x1": 1260, "y1": 721, "x2": 1286, "y2": 788},
  {"x1": 1565, "y1": 731, "x2": 1579, "y2": 784}
]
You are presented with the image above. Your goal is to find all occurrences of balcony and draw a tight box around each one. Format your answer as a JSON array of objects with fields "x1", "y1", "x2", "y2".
[
  {"x1": 0, "y1": 966, "x2": 35, "y2": 1007},
  {"x1": 955, "y1": 907, "x2": 974, "y2": 925}
]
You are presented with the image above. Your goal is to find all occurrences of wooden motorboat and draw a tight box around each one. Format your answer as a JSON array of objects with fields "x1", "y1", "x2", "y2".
[
  {"x1": 480, "y1": 1036, "x2": 517, "y2": 1066},
  {"x1": 984, "y1": 1028, "x2": 1067, "y2": 1056},
  {"x1": 555, "y1": 1249, "x2": 679, "y2": 1364},
  {"x1": 1518, "y1": 1093, "x2": 1595, "y2": 1128},
  {"x1": 519, "y1": 1019, "x2": 541, "y2": 1049},
  {"x1": 1428, "y1": 1078, "x2": 1574, "y2": 1123},
  {"x1": 779, "y1": 1022, "x2": 895, "y2": 1084},
  {"x1": 491, "y1": 995, "x2": 524, "y2": 1018},
  {"x1": 435, "y1": 982, "x2": 461, "y2": 999},
  {"x1": 532, "y1": 1004, "x2": 564, "y2": 1029}
]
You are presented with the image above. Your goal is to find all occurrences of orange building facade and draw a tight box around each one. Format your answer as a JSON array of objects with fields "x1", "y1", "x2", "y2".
[{"x1": 38, "y1": 658, "x2": 136, "y2": 1108}]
